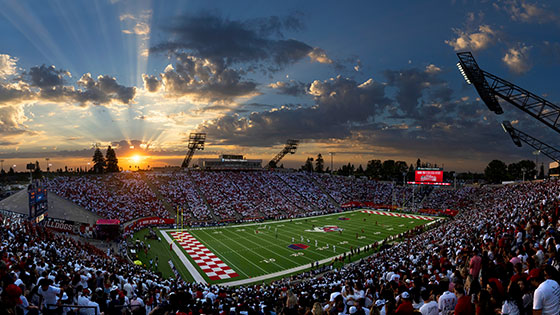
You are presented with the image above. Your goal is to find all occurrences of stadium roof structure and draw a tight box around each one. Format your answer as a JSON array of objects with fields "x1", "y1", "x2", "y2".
[
  {"x1": 457, "y1": 52, "x2": 560, "y2": 134},
  {"x1": 501, "y1": 121, "x2": 560, "y2": 163}
]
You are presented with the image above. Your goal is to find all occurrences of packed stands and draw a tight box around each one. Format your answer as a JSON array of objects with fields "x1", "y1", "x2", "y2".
[
  {"x1": 2, "y1": 178, "x2": 560, "y2": 314},
  {"x1": 45, "y1": 173, "x2": 168, "y2": 222}
]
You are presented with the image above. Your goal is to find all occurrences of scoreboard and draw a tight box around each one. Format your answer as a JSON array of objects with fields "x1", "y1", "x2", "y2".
[
  {"x1": 28, "y1": 182, "x2": 48, "y2": 222},
  {"x1": 408, "y1": 169, "x2": 450, "y2": 186}
]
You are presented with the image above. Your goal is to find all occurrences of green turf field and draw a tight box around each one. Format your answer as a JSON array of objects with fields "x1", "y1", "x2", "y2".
[{"x1": 140, "y1": 209, "x2": 439, "y2": 285}]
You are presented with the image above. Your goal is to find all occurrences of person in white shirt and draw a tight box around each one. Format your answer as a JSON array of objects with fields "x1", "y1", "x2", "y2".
[
  {"x1": 532, "y1": 266, "x2": 560, "y2": 315},
  {"x1": 437, "y1": 280, "x2": 457, "y2": 315},
  {"x1": 37, "y1": 279, "x2": 63, "y2": 313},
  {"x1": 77, "y1": 289, "x2": 101, "y2": 315},
  {"x1": 419, "y1": 290, "x2": 438, "y2": 315}
]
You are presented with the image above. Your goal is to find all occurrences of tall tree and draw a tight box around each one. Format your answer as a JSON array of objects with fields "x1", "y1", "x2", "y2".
[
  {"x1": 408, "y1": 164, "x2": 415, "y2": 181},
  {"x1": 484, "y1": 160, "x2": 508, "y2": 184},
  {"x1": 314, "y1": 154, "x2": 324, "y2": 173},
  {"x1": 381, "y1": 160, "x2": 396, "y2": 180},
  {"x1": 92, "y1": 148, "x2": 106, "y2": 174},
  {"x1": 105, "y1": 146, "x2": 119, "y2": 172},
  {"x1": 416, "y1": 158, "x2": 421, "y2": 168},
  {"x1": 8, "y1": 167, "x2": 14, "y2": 176},
  {"x1": 301, "y1": 157, "x2": 314, "y2": 172},
  {"x1": 355, "y1": 164, "x2": 365, "y2": 176},
  {"x1": 365, "y1": 160, "x2": 382, "y2": 179}
]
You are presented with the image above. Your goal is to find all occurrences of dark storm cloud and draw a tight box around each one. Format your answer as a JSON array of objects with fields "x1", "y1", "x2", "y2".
[
  {"x1": 75, "y1": 73, "x2": 136, "y2": 105},
  {"x1": 151, "y1": 13, "x2": 312, "y2": 67},
  {"x1": 1, "y1": 60, "x2": 136, "y2": 106},
  {"x1": 160, "y1": 54, "x2": 257, "y2": 101},
  {"x1": 147, "y1": 12, "x2": 338, "y2": 102},
  {"x1": 34, "y1": 72, "x2": 136, "y2": 105},
  {"x1": 198, "y1": 76, "x2": 390, "y2": 146},
  {"x1": 27, "y1": 65, "x2": 70, "y2": 88},
  {"x1": 142, "y1": 74, "x2": 162, "y2": 92},
  {"x1": 383, "y1": 67, "x2": 451, "y2": 118}
]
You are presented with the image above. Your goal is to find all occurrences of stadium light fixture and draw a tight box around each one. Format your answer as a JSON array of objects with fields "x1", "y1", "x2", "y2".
[
  {"x1": 501, "y1": 121, "x2": 522, "y2": 147},
  {"x1": 456, "y1": 62, "x2": 472, "y2": 85}
]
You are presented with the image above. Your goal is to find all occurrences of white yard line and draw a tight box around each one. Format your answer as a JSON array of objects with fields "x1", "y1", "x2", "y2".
[{"x1": 160, "y1": 231, "x2": 207, "y2": 284}]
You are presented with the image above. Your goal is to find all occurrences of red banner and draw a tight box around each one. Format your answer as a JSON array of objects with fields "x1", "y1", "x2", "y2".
[{"x1": 415, "y1": 170, "x2": 443, "y2": 183}]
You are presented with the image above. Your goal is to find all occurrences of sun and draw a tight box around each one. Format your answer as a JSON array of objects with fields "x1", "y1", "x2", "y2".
[{"x1": 130, "y1": 155, "x2": 142, "y2": 163}]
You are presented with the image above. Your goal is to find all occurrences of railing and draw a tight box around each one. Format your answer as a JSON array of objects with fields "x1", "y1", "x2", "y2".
[{"x1": 47, "y1": 304, "x2": 98, "y2": 315}]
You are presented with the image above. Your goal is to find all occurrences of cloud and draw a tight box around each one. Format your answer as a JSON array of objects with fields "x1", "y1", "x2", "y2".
[
  {"x1": 159, "y1": 54, "x2": 258, "y2": 102},
  {"x1": 502, "y1": 45, "x2": 532, "y2": 74},
  {"x1": 445, "y1": 25, "x2": 497, "y2": 51},
  {"x1": 268, "y1": 80, "x2": 308, "y2": 96},
  {"x1": 0, "y1": 81, "x2": 33, "y2": 104},
  {"x1": 120, "y1": 10, "x2": 152, "y2": 37},
  {"x1": 0, "y1": 54, "x2": 18, "y2": 79},
  {"x1": 151, "y1": 13, "x2": 314, "y2": 69},
  {"x1": 384, "y1": 66, "x2": 451, "y2": 117},
  {"x1": 496, "y1": 0, "x2": 558, "y2": 24},
  {"x1": 308, "y1": 47, "x2": 333, "y2": 64},
  {"x1": 142, "y1": 74, "x2": 162, "y2": 92},
  {"x1": 27, "y1": 65, "x2": 70, "y2": 88},
  {"x1": 123, "y1": 22, "x2": 150, "y2": 35},
  {"x1": 425, "y1": 64, "x2": 441, "y2": 74},
  {"x1": 75, "y1": 73, "x2": 137, "y2": 104},
  {"x1": 0, "y1": 105, "x2": 30, "y2": 136},
  {"x1": 198, "y1": 76, "x2": 390, "y2": 146}
]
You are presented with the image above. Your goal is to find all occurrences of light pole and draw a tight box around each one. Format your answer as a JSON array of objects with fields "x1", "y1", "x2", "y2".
[
  {"x1": 453, "y1": 172, "x2": 457, "y2": 189},
  {"x1": 521, "y1": 167, "x2": 527, "y2": 182},
  {"x1": 533, "y1": 150, "x2": 541, "y2": 179},
  {"x1": 45, "y1": 158, "x2": 50, "y2": 173},
  {"x1": 329, "y1": 152, "x2": 335, "y2": 173},
  {"x1": 0, "y1": 159, "x2": 4, "y2": 171}
]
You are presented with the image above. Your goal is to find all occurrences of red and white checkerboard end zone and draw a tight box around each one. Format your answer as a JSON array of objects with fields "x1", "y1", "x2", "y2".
[
  {"x1": 170, "y1": 231, "x2": 239, "y2": 281},
  {"x1": 360, "y1": 210, "x2": 435, "y2": 221}
]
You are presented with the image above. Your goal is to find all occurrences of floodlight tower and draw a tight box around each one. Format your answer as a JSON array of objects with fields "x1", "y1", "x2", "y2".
[
  {"x1": 268, "y1": 139, "x2": 300, "y2": 168},
  {"x1": 457, "y1": 52, "x2": 560, "y2": 134},
  {"x1": 181, "y1": 133, "x2": 206, "y2": 168},
  {"x1": 501, "y1": 121, "x2": 560, "y2": 163}
]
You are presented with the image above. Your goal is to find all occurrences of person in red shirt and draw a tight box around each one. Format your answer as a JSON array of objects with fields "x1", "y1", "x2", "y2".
[
  {"x1": 454, "y1": 284, "x2": 474, "y2": 315},
  {"x1": 395, "y1": 291, "x2": 414, "y2": 315}
]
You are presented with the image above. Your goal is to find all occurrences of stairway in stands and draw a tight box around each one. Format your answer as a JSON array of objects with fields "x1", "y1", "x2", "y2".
[
  {"x1": 185, "y1": 171, "x2": 222, "y2": 222},
  {"x1": 308, "y1": 175, "x2": 341, "y2": 209},
  {"x1": 138, "y1": 172, "x2": 176, "y2": 217}
]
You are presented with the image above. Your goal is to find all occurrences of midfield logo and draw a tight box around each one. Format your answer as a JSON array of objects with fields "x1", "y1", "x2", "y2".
[{"x1": 305, "y1": 225, "x2": 343, "y2": 233}]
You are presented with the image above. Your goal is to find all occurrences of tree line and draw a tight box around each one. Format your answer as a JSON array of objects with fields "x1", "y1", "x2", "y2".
[
  {"x1": 92, "y1": 146, "x2": 119, "y2": 173},
  {"x1": 484, "y1": 159, "x2": 545, "y2": 184}
]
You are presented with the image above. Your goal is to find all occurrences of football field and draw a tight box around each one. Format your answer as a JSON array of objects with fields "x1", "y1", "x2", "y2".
[{"x1": 152, "y1": 209, "x2": 440, "y2": 285}]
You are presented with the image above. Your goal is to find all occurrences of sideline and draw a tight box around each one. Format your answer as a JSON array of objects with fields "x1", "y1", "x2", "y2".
[{"x1": 160, "y1": 231, "x2": 207, "y2": 284}]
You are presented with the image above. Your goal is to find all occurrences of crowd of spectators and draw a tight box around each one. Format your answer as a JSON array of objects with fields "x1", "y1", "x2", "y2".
[
  {"x1": 2, "y1": 177, "x2": 560, "y2": 314},
  {"x1": 45, "y1": 171, "x2": 501, "y2": 224},
  {"x1": 146, "y1": 173, "x2": 213, "y2": 222},
  {"x1": 45, "y1": 173, "x2": 168, "y2": 222}
]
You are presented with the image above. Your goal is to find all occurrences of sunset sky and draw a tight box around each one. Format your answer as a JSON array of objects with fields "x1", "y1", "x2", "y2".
[{"x1": 1, "y1": 0, "x2": 560, "y2": 172}]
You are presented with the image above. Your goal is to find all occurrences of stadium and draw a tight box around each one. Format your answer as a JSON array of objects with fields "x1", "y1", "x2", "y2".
[{"x1": 2, "y1": 2, "x2": 560, "y2": 315}]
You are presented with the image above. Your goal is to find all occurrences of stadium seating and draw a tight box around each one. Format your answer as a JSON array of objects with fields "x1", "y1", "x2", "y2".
[{"x1": 3, "y1": 176, "x2": 560, "y2": 314}]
